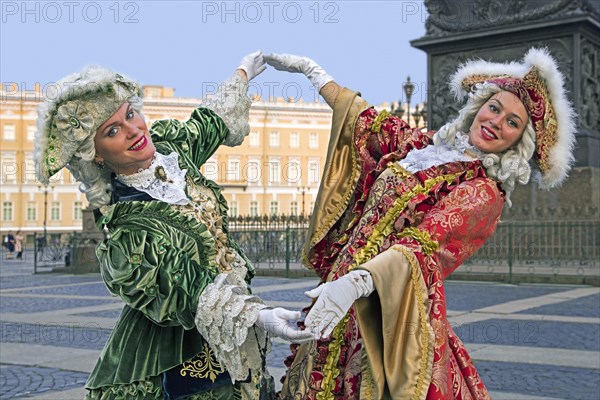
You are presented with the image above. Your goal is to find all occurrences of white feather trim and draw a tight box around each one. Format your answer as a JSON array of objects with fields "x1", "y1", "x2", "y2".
[
  {"x1": 523, "y1": 48, "x2": 576, "y2": 189},
  {"x1": 449, "y1": 59, "x2": 526, "y2": 100}
]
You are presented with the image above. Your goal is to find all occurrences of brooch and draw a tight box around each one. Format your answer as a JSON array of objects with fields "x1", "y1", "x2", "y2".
[{"x1": 155, "y1": 166, "x2": 173, "y2": 183}]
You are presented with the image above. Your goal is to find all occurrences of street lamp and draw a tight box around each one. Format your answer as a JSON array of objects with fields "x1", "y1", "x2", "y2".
[
  {"x1": 38, "y1": 184, "x2": 54, "y2": 245},
  {"x1": 297, "y1": 186, "x2": 308, "y2": 217},
  {"x1": 403, "y1": 76, "x2": 415, "y2": 125}
]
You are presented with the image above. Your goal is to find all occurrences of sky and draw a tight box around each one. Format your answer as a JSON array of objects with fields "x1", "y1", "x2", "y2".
[{"x1": 1, "y1": 0, "x2": 429, "y2": 105}]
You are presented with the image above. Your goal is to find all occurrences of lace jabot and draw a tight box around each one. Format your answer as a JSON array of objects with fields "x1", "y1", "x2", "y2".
[
  {"x1": 116, "y1": 151, "x2": 190, "y2": 205},
  {"x1": 398, "y1": 132, "x2": 486, "y2": 174}
]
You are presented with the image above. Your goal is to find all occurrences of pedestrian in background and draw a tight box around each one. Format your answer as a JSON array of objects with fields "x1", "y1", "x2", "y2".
[
  {"x1": 4, "y1": 231, "x2": 15, "y2": 259},
  {"x1": 14, "y1": 230, "x2": 24, "y2": 260}
]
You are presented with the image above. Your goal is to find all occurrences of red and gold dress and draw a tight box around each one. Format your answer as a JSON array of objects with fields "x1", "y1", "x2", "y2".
[{"x1": 279, "y1": 88, "x2": 504, "y2": 400}]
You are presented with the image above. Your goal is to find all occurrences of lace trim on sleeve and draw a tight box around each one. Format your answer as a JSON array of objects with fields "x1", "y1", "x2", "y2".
[
  {"x1": 194, "y1": 269, "x2": 269, "y2": 382},
  {"x1": 202, "y1": 72, "x2": 252, "y2": 147}
]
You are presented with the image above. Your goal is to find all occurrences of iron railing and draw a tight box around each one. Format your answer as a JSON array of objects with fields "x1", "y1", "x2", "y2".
[
  {"x1": 228, "y1": 215, "x2": 310, "y2": 274},
  {"x1": 228, "y1": 216, "x2": 599, "y2": 280},
  {"x1": 32, "y1": 217, "x2": 598, "y2": 280},
  {"x1": 464, "y1": 220, "x2": 599, "y2": 280},
  {"x1": 33, "y1": 232, "x2": 71, "y2": 273}
]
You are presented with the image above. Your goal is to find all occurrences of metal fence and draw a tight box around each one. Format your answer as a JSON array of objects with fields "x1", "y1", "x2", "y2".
[
  {"x1": 228, "y1": 216, "x2": 599, "y2": 281},
  {"x1": 228, "y1": 215, "x2": 310, "y2": 272},
  {"x1": 35, "y1": 217, "x2": 598, "y2": 281},
  {"x1": 33, "y1": 232, "x2": 71, "y2": 273},
  {"x1": 463, "y1": 220, "x2": 600, "y2": 281}
]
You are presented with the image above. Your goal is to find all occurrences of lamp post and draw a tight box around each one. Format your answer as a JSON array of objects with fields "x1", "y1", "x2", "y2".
[
  {"x1": 38, "y1": 184, "x2": 53, "y2": 245},
  {"x1": 403, "y1": 76, "x2": 415, "y2": 126},
  {"x1": 297, "y1": 186, "x2": 308, "y2": 217}
]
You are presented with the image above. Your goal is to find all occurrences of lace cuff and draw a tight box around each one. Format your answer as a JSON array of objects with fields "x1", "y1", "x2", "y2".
[
  {"x1": 202, "y1": 72, "x2": 252, "y2": 147},
  {"x1": 194, "y1": 272, "x2": 269, "y2": 382}
]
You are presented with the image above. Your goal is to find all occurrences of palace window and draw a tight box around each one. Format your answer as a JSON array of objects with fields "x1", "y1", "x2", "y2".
[
  {"x1": 290, "y1": 131, "x2": 299, "y2": 148},
  {"x1": 26, "y1": 202, "x2": 37, "y2": 221},
  {"x1": 73, "y1": 202, "x2": 82, "y2": 220},
  {"x1": 2, "y1": 202, "x2": 13, "y2": 221},
  {"x1": 50, "y1": 201, "x2": 61, "y2": 221},
  {"x1": 309, "y1": 132, "x2": 318, "y2": 149}
]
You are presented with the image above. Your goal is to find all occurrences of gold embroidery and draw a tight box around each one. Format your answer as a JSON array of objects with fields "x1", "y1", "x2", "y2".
[
  {"x1": 351, "y1": 170, "x2": 466, "y2": 270},
  {"x1": 363, "y1": 359, "x2": 374, "y2": 400},
  {"x1": 460, "y1": 74, "x2": 502, "y2": 91},
  {"x1": 397, "y1": 227, "x2": 439, "y2": 256},
  {"x1": 522, "y1": 67, "x2": 557, "y2": 173},
  {"x1": 180, "y1": 342, "x2": 225, "y2": 382},
  {"x1": 176, "y1": 177, "x2": 235, "y2": 273}
]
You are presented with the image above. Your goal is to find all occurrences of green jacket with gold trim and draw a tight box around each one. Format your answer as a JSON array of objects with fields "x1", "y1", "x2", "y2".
[{"x1": 85, "y1": 107, "x2": 254, "y2": 391}]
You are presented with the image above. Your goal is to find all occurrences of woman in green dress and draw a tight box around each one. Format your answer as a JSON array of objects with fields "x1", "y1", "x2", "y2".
[{"x1": 34, "y1": 51, "x2": 313, "y2": 400}]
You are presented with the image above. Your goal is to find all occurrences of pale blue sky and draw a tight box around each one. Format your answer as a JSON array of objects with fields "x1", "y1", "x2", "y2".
[{"x1": 1, "y1": 0, "x2": 429, "y2": 105}]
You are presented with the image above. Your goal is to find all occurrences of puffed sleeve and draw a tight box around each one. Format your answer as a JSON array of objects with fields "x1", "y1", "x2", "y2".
[
  {"x1": 96, "y1": 228, "x2": 216, "y2": 330},
  {"x1": 150, "y1": 107, "x2": 229, "y2": 169},
  {"x1": 150, "y1": 72, "x2": 252, "y2": 169},
  {"x1": 200, "y1": 71, "x2": 252, "y2": 147}
]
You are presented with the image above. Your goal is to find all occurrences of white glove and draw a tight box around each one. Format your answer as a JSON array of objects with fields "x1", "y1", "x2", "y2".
[
  {"x1": 237, "y1": 50, "x2": 267, "y2": 81},
  {"x1": 256, "y1": 307, "x2": 314, "y2": 343},
  {"x1": 304, "y1": 270, "x2": 375, "y2": 339},
  {"x1": 264, "y1": 53, "x2": 334, "y2": 92}
]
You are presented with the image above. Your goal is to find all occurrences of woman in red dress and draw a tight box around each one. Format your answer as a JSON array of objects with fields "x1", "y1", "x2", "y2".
[{"x1": 265, "y1": 49, "x2": 576, "y2": 400}]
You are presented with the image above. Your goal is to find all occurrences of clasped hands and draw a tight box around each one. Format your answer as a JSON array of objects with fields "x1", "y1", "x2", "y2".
[
  {"x1": 236, "y1": 51, "x2": 333, "y2": 93},
  {"x1": 303, "y1": 270, "x2": 375, "y2": 340}
]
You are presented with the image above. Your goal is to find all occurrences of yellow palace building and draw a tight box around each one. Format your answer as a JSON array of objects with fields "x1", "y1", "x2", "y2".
[{"x1": 1, "y1": 84, "x2": 424, "y2": 246}]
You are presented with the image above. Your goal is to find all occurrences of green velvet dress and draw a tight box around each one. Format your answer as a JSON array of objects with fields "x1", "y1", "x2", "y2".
[{"x1": 85, "y1": 107, "x2": 267, "y2": 400}]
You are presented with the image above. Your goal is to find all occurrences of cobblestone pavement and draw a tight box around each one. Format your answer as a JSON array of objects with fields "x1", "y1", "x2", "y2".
[{"x1": 1, "y1": 253, "x2": 598, "y2": 399}]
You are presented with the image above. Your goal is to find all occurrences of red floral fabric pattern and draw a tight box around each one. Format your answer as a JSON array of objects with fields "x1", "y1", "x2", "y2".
[{"x1": 281, "y1": 107, "x2": 504, "y2": 400}]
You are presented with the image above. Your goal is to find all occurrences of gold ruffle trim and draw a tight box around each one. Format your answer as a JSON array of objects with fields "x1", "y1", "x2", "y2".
[{"x1": 397, "y1": 227, "x2": 440, "y2": 256}]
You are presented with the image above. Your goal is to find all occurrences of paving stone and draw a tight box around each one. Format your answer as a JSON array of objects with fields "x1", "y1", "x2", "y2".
[
  {"x1": 0, "y1": 364, "x2": 88, "y2": 399},
  {"x1": 0, "y1": 297, "x2": 119, "y2": 314},
  {"x1": 477, "y1": 360, "x2": 600, "y2": 399},
  {"x1": 444, "y1": 282, "x2": 572, "y2": 311},
  {"x1": 517, "y1": 293, "x2": 600, "y2": 318},
  {"x1": 1, "y1": 322, "x2": 112, "y2": 351},
  {"x1": 455, "y1": 318, "x2": 600, "y2": 351},
  {"x1": 74, "y1": 309, "x2": 123, "y2": 318},
  {"x1": 12, "y1": 283, "x2": 112, "y2": 297},
  {"x1": 1, "y1": 260, "x2": 598, "y2": 399}
]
